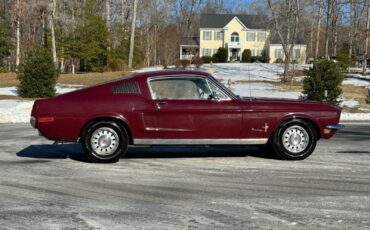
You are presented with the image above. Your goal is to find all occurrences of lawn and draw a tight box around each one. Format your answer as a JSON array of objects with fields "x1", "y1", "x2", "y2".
[{"x1": 0, "y1": 71, "x2": 131, "y2": 87}]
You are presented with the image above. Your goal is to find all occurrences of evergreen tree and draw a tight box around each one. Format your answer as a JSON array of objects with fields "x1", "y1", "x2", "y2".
[
  {"x1": 0, "y1": 9, "x2": 13, "y2": 69},
  {"x1": 301, "y1": 60, "x2": 344, "y2": 105},
  {"x1": 17, "y1": 46, "x2": 58, "y2": 98},
  {"x1": 213, "y1": 47, "x2": 228, "y2": 63},
  {"x1": 112, "y1": 29, "x2": 144, "y2": 69},
  {"x1": 65, "y1": 0, "x2": 109, "y2": 72},
  {"x1": 242, "y1": 49, "x2": 252, "y2": 62}
]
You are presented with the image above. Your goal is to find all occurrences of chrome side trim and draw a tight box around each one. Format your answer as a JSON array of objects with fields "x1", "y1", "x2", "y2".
[
  {"x1": 326, "y1": 124, "x2": 345, "y2": 130},
  {"x1": 134, "y1": 138, "x2": 268, "y2": 145}
]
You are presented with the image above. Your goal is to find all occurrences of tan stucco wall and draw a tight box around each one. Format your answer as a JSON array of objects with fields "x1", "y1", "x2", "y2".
[{"x1": 269, "y1": 44, "x2": 307, "y2": 64}]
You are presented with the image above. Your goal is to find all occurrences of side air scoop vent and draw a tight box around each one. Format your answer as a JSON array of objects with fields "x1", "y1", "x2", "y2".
[{"x1": 111, "y1": 81, "x2": 141, "y2": 94}]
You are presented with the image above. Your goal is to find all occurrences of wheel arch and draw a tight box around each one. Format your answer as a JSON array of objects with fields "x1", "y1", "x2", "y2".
[
  {"x1": 79, "y1": 115, "x2": 133, "y2": 145},
  {"x1": 272, "y1": 116, "x2": 321, "y2": 140}
]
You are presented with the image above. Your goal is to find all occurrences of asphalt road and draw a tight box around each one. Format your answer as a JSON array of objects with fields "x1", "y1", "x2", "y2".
[{"x1": 0, "y1": 123, "x2": 369, "y2": 229}]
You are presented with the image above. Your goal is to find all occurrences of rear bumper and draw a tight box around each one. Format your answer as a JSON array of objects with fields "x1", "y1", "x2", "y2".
[
  {"x1": 30, "y1": 116, "x2": 36, "y2": 128},
  {"x1": 326, "y1": 124, "x2": 345, "y2": 130}
]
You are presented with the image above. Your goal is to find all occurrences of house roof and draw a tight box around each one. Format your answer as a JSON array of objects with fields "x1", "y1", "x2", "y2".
[
  {"x1": 270, "y1": 32, "x2": 305, "y2": 45},
  {"x1": 200, "y1": 13, "x2": 268, "y2": 29},
  {"x1": 180, "y1": 37, "x2": 200, "y2": 46}
]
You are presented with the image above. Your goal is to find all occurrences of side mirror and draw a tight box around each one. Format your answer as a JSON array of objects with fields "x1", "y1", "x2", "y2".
[{"x1": 208, "y1": 92, "x2": 220, "y2": 101}]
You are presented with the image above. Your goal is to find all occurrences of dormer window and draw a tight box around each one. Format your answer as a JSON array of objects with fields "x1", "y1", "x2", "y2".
[{"x1": 231, "y1": 32, "x2": 239, "y2": 42}]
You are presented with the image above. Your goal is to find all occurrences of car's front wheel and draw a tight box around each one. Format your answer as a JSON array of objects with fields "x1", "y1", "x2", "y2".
[
  {"x1": 82, "y1": 121, "x2": 128, "y2": 163},
  {"x1": 270, "y1": 119, "x2": 317, "y2": 160}
]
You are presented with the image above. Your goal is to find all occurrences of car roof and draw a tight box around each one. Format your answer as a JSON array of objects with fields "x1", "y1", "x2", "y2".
[{"x1": 131, "y1": 70, "x2": 210, "y2": 81}]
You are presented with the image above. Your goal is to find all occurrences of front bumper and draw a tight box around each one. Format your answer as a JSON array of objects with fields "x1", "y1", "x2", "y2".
[{"x1": 326, "y1": 124, "x2": 345, "y2": 130}]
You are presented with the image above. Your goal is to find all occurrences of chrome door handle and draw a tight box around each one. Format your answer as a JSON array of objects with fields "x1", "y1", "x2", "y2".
[{"x1": 155, "y1": 101, "x2": 167, "y2": 109}]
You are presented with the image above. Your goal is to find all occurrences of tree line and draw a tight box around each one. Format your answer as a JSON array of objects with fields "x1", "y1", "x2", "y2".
[{"x1": 0, "y1": 0, "x2": 369, "y2": 75}]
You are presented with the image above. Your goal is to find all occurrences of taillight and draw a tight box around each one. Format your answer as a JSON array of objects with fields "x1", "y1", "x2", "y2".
[{"x1": 38, "y1": 117, "x2": 54, "y2": 123}]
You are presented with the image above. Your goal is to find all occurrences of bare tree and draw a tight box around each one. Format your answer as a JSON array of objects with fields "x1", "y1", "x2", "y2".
[
  {"x1": 128, "y1": 0, "x2": 137, "y2": 69},
  {"x1": 363, "y1": 0, "x2": 370, "y2": 75},
  {"x1": 14, "y1": 0, "x2": 21, "y2": 67},
  {"x1": 268, "y1": 0, "x2": 300, "y2": 81},
  {"x1": 50, "y1": 0, "x2": 57, "y2": 67},
  {"x1": 315, "y1": 0, "x2": 323, "y2": 59}
]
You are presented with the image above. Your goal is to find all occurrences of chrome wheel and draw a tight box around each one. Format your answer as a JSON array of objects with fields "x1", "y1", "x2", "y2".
[
  {"x1": 90, "y1": 127, "x2": 119, "y2": 156},
  {"x1": 282, "y1": 125, "x2": 309, "y2": 154}
]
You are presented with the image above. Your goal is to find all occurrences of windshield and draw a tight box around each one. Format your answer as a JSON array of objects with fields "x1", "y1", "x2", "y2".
[{"x1": 207, "y1": 74, "x2": 237, "y2": 99}]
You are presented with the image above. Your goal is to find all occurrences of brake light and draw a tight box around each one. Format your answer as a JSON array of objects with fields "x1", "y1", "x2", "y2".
[{"x1": 38, "y1": 117, "x2": 54, "y2": 123}]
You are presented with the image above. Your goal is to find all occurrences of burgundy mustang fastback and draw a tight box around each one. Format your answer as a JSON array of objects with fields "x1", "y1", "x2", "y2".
[{"x1": 31, "y1": 70, "x2": 344, "y2": 163}]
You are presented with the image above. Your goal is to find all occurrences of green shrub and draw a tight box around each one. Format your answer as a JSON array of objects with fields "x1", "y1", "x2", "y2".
[
  {"x1": 242, "y1": 49, "x2": 252, "y2": 62},
  {"x1": 260, "y1": 55, "x2": 270, "y2": 63},
  {"x1": 213, "y1": 47, "x2": 228, "y2": 63},
  {"x1": 274, "y1": 58, "x2": 284, "y2": 63},
  {"x1": 108, "y1": 58, "x2": 126, "y2": 71},
  {"x1": 201, "y1": 56, "x2": 213, "y2": 64},
  {"x1": 301, "y1": 60, "x2": 344, "y2": 105},
  {"x1": 180, "y1": 59, "x2": 190, "y2": 69},
  {"x1": 336, "y1": 51, "x2": 351, "y2": 69},
  {"x1": 192, "y1": 55, "x2": 203, "y2": 68},
  {"x1": 17, "y1": 46, "x2": 58, "y2": 98}
]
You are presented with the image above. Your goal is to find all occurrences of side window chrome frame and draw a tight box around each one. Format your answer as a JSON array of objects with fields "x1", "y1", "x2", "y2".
[{"x1": 147, "y1": 75, "x2": 232, "y2": 101}]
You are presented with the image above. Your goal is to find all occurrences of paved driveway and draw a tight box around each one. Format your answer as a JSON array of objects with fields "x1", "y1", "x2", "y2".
[{"x1": 0, "y1": 123, "x2": 369, "y2": 229}]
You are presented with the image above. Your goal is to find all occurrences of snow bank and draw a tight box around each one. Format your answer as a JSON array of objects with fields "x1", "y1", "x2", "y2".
[
  {"x1": 0, "y1": 100, "x2": 34, "y2": 123},
  {"x1": 209, "y1": 63, "x2": 283, "y2": 82},
  {"x1": 343, "y1": 78, "x2": 370, "y2": 87},
  {"x1": 135, "y1": 66, "x2": 164, "y2": 73},
  {"x1": 232, "y1": 82, "x2": 302, "y2": 99},
  {"x1": 341, "y1": 112, "x2": 370, "y2": 121},
  {"x1": 0, "y1": 84, "x2": 81, "y2": 97},
  {"x1": 0, "y1": 87, "x2": 18, "y2": 96}
]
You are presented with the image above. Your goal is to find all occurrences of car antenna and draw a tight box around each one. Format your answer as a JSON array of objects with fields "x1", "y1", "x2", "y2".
[{"x1": 248, "y1": 64, "x2": 252, "y2": 100}]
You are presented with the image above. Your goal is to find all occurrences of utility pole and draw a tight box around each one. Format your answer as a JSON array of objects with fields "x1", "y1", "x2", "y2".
[{"x1": 50, "y1": 0, "x2": 58, "y2": 67}]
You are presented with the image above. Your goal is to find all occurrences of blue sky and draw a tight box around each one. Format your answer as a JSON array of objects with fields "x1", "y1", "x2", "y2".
[{"x1": 224, "y1": 0, "x2": 255, "y2": 7}]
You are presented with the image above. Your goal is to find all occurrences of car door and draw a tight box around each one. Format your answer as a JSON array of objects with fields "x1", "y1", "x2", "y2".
[{"x1": 142, "y1": 76, "x2": 242, "y2": 140}]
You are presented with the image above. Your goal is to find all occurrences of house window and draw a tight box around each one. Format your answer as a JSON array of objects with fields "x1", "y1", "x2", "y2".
[
  {"x1": 203, "y1": 31, "x2": 212, "y2": 40},
  {"x1": 294, "y1": 49, "x2": 301, "y2": 59},
  {"x1": 247, "y1": 32, "x2": 255, "y2": 41},
  {"x1": 256, "y1": 49, "x2": 262, "y2": 56},
  {"x1": 231, "y1": 32, "x2": 239, "y2": 42},
  {"x1": 275, "y1": 49, "x2": 284, "y2": 58},
  {"x1": 258, "y1": 32, "x2": 266, "y2": 42},
  {"x1": 214, "y1": 31, "x2": 223, "y2": 40},
  {"x1": 202, "y1": 48, "x2": 212, "y2": 56}
]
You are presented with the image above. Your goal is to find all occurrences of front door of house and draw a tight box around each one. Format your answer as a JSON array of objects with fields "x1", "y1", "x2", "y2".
[{"x1": 231, "y1": 49, "x2": 239, "y2": 61}]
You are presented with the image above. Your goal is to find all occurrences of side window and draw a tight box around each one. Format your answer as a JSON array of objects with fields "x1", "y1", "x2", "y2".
[
  {"x1": 149, "y1": 77, "x2": 212, "y2": 100},
  {"x1": 208, "y1": 81, "x2": 229, "y2": 100}
]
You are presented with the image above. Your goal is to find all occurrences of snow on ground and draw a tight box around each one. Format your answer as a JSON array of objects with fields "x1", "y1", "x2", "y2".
[
  {"x1": 0, "y1": 84, "x2": 81, "y2": 96},
  {"x1": 340, "y1": 98, "x2": 359, "y2": 108},
  {"x1": 0, "y1": 87, "x2": 18, "y2": 96},
  {"x1": 0, "y1": 100, "x2": 34, "y2": 123},
  {"x1": 208, "y1": 63, "x2": 283, "y2": 82},
  {"x1": 343, "y1": 77, "x2": 370, "y2": 87},
  {"x1": 232, "y1": 82, "x2": 302, "y2": 99},
  {"x1": 135, "y1": 66, "x2": 164, "y2": 73}
]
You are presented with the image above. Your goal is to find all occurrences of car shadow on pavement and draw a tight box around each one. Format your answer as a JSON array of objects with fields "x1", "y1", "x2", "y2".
[
  {"x1": 16, "y1": 144, "x2": 275, "y2": 162},
  {"x1": 16, "y1": 144, "x2": 88, "y2": 162}
]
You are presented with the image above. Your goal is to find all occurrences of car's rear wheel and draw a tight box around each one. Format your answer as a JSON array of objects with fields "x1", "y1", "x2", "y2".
[
  {"x1": 82, "y1": 121, "x2": 128, "y2": 163},
  {"x1": 270, "y1": 119, "x2": 317, "y2": 160}
]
